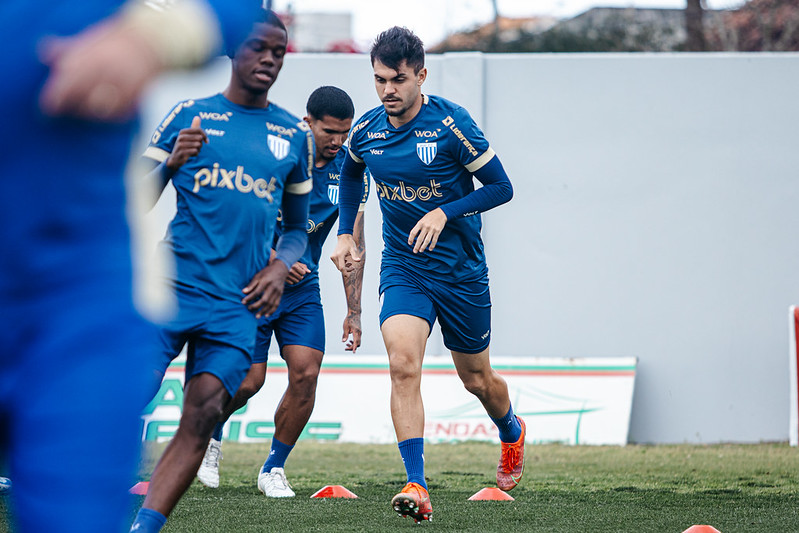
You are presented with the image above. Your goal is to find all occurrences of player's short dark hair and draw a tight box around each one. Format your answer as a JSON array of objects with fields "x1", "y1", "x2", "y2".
[
  {"x1": 370, "y1": 26, "x2": 425, "y2": 74},
  {"x1": 306, "y1": 86, "x2": 355, "y2": 121},
  {"x1": 226, "y1": 8, "x2": 287, "y2": 58}
]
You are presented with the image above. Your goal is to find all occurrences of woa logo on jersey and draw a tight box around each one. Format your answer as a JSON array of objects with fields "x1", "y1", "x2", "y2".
[{"x1": 193, "y1": 163, "x2": 277, "y2": 201}]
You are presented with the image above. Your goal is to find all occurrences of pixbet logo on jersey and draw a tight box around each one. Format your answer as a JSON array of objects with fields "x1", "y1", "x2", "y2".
[
  {"x1": 193, "y1": 163, "x2": 277, "y2": 201},
  {"x1": 375, "y1": 179, "x2": 443, "y2": 202}
]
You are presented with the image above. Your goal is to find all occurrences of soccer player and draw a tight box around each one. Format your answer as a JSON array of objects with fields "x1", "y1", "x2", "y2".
[
  {"x1": 196, "y1": 86, "x2": 369, "y2": 497},
  {"x1": 330, "y1": 26, "x2": 525, "y2": 523},
  {"x1": 1, "y1": 1, "x2": 260, "y2": 532},
  {"x1": 129, "y1": 9, "x2": 313, "y2": 532}
]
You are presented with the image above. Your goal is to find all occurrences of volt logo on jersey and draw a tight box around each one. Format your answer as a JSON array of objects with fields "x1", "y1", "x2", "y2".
[
  {"x1": 328, "y1": 184, "x2": 339, "y2": 204},
  {"x1": 416, "y1": 142, "x2": 437, "y2": 165},
  {"x1": 193, "y1": 163, "x2": 277, "y2": 201},
  {"x1": 268, "y1": 135, "x2": 290, "y2": 161}
]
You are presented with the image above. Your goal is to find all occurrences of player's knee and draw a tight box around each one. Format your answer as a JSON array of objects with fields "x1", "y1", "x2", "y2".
[
  {"x1": 288, "y1": 366, "x2": 320, "y2": 397},
  {"x1": 461, "y1": 373, "x2": 490, "y2": 399}
]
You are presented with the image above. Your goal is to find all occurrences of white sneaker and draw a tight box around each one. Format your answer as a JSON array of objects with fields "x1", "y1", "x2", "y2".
[
  {"x1": 257, "y1": 467, "x2": 295, "y2": 498},
  {"x1": 197, "y1": 438, "x2": 222, "y2": 488}
]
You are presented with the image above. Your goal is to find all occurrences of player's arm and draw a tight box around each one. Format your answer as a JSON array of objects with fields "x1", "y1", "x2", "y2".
[
  {"x1": 331, "y1": 153, "x2": 367, "y2": 272},
  {"x1": 408, "y1": 155, "x2": 512, "y2": 254},
  {"x1": 139, "y1": 115, "x2": 208, "y2": 209},
  {"x1": 243, "y1": 188, "x2": 310, "y2": 318},
  {"x1": 341, "y1": 207, "x2": 366, "y2": 352},
  {"x1": 243, "y1": 137, "x2": 312, "y2": 318},
  {"x1": 40, "y1": 0, "x2": 260, "y2": 121}
]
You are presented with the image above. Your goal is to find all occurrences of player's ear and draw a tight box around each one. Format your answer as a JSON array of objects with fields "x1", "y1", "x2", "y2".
[
  {"x1": 417, "y1": 67, "x2": 427, "y2": 86},
  {"x1": 303, "y1": 116, "x2": 311, "y2": 125}
]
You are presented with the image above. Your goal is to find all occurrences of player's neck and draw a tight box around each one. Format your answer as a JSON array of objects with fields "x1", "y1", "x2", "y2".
[{"x1": 222, "y1": 86, "x2": 270, "y2": 109}]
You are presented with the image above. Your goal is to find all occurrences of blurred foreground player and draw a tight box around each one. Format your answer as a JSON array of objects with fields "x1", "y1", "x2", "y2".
[
  {"x1": 130, "y1": 8, "x2": 313, "y2": 532},
  {"x1": 196, "y1": 86, "x2": 369, "y2": 496},
  {"x1": 0, "y1": 1, "x2": 260, "y2": 532},
  {"x1": 330, "y1": 26, "x2": 525, "y2": 523}
]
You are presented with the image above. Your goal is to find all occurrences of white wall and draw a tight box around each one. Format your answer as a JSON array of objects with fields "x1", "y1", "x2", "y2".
[{"x1": 135, "y1": 52, "x2": 799, "y2": 444}]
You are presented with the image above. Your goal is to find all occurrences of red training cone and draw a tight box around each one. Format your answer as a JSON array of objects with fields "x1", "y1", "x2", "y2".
[
  {"x1": 129, "y1": 481, "x2": 149, "y2": 495},
  {"x1": 310, "y1": 485, "x2": 358, "y2": 499},
  {"x1": 682, "y1": 526, "x2": 722, "y2": 533},
  {"x1": 468, "y1": 487, "x2": 515, "y2": 501}
]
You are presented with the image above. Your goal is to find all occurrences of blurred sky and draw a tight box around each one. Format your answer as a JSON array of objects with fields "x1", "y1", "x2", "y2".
[{"x1": 272, "y1": 0, "x2": 744, "y2": 48}]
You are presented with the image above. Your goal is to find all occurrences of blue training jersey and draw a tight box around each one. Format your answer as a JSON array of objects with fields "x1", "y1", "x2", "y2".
[
  {"x1": 144, "y1": 93, "x2": 313, "y2": 303},
  {"x1": 275, "y1": 148, "x2": 369, "y2": 289},
  {"x1": 347, "y1": 94, "x2": 495, "y2": 282}
]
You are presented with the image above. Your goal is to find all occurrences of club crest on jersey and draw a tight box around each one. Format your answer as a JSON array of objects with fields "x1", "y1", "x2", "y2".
[
  {"x1": 328, "y1": 184, "x2": 339, "y2": 205},
  {"x1": 416, "y1": 142, "x2": 437, "y2": 165},
  {"x1": 268, "y1": 134, "x2": 290, "y2": 161}
]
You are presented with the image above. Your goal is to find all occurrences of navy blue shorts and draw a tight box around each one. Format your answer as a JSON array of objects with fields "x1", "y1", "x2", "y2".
[
  {"x1": 157, "y1": 283, "x2": 255, "y2": 397},
  {"x1": 254, "y1": 281, "x2": 325, "y2": 363},
  {"x1": 379, "y1": 264, "x2": 491, "y2": 354}
]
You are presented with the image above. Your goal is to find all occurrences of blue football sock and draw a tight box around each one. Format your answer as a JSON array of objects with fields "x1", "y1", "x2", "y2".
[
  {"x1": 398, "y1": 438, "x2": 426, "y2": 489},
  {"x1": 491, "y1": 404, "x2": 522, "y2": 443},
  {"x1": 130, "y1": 507, "x2": 166, "y2": 533},
  {"x1": 211, "y1": 422, "x2": 224, "y2": 442},
  {"x1": 262, "y1": 437, "x2": 294, "y2": 472}
]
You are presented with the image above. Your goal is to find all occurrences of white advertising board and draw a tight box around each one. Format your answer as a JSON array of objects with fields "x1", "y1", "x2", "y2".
[{"x1": 142, "y1": 355, "x2": 636, "y2": 445}]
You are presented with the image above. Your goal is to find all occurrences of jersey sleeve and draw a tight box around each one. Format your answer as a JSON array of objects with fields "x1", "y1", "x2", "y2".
[
  {"x1": 358, "y1": 168, "x2": 371, "y2": 212},
  {"x1": 284, "y1": 124, "x2": 314, "y2": 195},
  {"x1": 142, "y1": 100, "x2": 195, "y2": 163},
  {"x1": 444, "y1": 106, "x2": 496, "y2": 174},
  {"x1": 346, "y1": 116, "x2": 370, "y2": 164}
]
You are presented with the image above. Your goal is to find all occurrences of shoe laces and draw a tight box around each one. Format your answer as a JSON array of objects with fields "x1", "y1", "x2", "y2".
[
  {"x1": 268, "y1": 469, "x2": 291, "y2": 490},
  {"x1": 501, "y1": 443, "x2": 520, "y2": 472},
  {"x1": 204, "y1": 441, "x2": 222, "y2": 466}
]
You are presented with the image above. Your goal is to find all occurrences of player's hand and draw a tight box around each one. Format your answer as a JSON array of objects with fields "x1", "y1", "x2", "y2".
[
  {"x1": 408, "y1": 207, "x2": 447, "y2": 254},
  {"x1": 167, "y1": 116, "x2": 208, "y2": 170},
  {"x1": 330, "y1": 234, "x2": 360, "y2": 272},
  {"x1": 342, "y1": 311, "x2": 362, "y2": 353},
  {"x1": 242, "y1": 261, "x2": 290, "y2": 318},
  {"x1": 39, "y1": 17, "x2": 164, "y2": 121},
  {"x1": 286, "y1": 262, "x2": 310, "y2": 285}
]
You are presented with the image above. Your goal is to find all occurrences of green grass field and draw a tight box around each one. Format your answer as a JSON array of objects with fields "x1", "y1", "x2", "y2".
[{"x1": 3, "y1": 442, "x2": 798, "y2": 532}]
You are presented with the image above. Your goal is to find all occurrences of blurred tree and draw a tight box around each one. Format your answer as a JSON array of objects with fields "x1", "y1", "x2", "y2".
[
  {"x1": 707, "y1": 0, "x2": 799, "y2": 50},
  {"x1": 686, "y1": 0, "x2": 707, "y2": 50}
]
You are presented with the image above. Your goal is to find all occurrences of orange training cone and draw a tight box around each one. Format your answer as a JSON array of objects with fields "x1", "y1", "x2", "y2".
[
  {"x1": 468, "y1": 487, "x2": 515, "y2": 501},
  {"x1": 310, "y1": 485, "x2": 358, "y2": 499},
  {"x1": 129, "y1": 481, "x2": 149, "y2": 495},
  {"x1": 682, "y1": 526, "x2": 722, "y2": 533}
]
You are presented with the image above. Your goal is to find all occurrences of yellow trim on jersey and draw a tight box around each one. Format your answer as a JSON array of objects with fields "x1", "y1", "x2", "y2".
[
  {"x1": 422, "y1": 94, "x2": 429, "y2": 104},
  {"x1": 143, "y1": 146, "x2": 170, "y2": 163},
  {"x1": 465, "y1": 147, "x2": 496, "y2": 173},
  {"x1": 348, "y1": 148, "x2": 364, "y2": 164},
  {"x1": 286, "y1": 179, "x2": 312, "y2": 195}
]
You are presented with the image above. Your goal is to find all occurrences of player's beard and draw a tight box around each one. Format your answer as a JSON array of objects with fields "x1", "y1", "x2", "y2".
[{"x1": 382, "y1": 98, "x2": 409, "y2": 117}]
